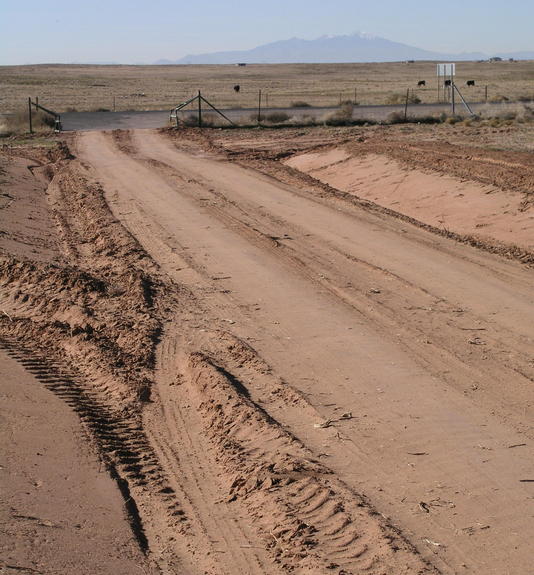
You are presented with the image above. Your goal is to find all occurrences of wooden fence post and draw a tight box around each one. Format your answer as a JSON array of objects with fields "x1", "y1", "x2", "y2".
[{"x1": 28, "y1": 97, "x2": 33, "y2": 133}]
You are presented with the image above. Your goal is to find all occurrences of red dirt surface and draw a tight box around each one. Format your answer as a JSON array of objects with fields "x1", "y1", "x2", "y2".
[
  {"x1": 285, "y1": 149, "x2": 533, "y2": 250},
  {"x1": 1, "y1": 125, "x2": 533, "y2": 574}
]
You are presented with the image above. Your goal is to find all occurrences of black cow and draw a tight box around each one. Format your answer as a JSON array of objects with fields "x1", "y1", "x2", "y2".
[
  {"x1": 466, "y1": 80, "x2": 475, "y2": 87},
  {"x1": 444, "y1": 79, "x2": 452, "y2": 87},
  {"x1": 233, "y1": 84, "x2": 240, "y2": 93},
  {"x1": 417, "y1": 80, "x2": 426, "y2": 87}
]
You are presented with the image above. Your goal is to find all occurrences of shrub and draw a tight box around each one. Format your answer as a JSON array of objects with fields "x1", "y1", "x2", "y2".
[
  {"x1": 445, "y1": 115, "x2": 463, "y2": 125},
  {"x1": 324, "y1": 102, "x2": 354, "y2": 126},
  {"x1": 265, "y1": 112, "x2": 290, "y2": 123},
  {"x1": 387, "y1": 112, "x2": 442, "y2": 125},
  {"x1": 489, "y1": 95, "x2": 509, "y2": 103},
  {"x1": 387, "y1": 111, "x2": 405, "y2": 124},
  {"x1": 386, "y1": 92, "x2": 421, "y2": 105},
  {"x1": 290, "y1": 101, "x2": 311, "y2": 108},
  {"x1": 180, "y1": 113, "x2": 218, "y2": 127}
]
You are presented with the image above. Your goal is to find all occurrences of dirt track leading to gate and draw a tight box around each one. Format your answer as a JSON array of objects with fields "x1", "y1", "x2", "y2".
[
  {"x1": 72, "y1": 129, "x2": 534, "y2": 574},
  {"x1": 1, "y1": 126, "x2": 533, "y2": 575}
]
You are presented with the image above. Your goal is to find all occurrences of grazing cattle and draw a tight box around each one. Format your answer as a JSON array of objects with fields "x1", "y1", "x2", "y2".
[
  {"x1": 417, "y1": 80, "x2": 426, "y2": 87},
  {"x1": 233, "y1": 84, "x2": 240, "y2": 93},
  {"x1": 466, "y1": 80, "x2": 475, "y2": 86},
  {"x1": 444, "y1": 79, "x2": 452, "y2": 87}
]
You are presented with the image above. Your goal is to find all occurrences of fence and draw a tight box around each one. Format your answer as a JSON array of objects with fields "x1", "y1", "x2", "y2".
[{"x1": 28, "y1": 98, "x2": 62, "y2": 133}]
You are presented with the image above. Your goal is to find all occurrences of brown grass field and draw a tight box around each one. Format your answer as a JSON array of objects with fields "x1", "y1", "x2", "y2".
[{"x1": 1, "y1": 60, "x2": 534, "y2": 114}]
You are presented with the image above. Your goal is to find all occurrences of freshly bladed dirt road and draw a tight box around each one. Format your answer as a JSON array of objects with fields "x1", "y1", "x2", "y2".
[{"x1": 72, "y1": 129, "x2": 534, "y2": 574}]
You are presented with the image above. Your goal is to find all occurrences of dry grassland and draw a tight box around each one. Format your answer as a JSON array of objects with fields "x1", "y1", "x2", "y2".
[{"x1": 1, "y1": 60, "x2": 534, "y2": 114}]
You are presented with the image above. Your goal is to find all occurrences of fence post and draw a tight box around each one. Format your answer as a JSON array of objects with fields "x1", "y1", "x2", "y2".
[
  {"x1": 28, "y1": 97, "x2": 33, "y2": 133},
  {"x1": 258, "y1": 89, "x2": 262, "y2": 123},
  {"x1": 198, "y1": 90, "x2": 202, "y2": 128},
  {"x1": 404, "y1": 88, "x2": 409, "y2": 121}
]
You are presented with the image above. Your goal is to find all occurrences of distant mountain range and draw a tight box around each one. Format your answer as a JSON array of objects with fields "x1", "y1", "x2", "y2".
[{"x1": 155, "y1": 33, "x2": 534, "y2": 65}]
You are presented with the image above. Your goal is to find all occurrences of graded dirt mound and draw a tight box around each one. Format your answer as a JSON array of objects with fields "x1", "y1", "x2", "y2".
[{"x1": 285, "y1": 148, "x2": 533, "y2": 252}]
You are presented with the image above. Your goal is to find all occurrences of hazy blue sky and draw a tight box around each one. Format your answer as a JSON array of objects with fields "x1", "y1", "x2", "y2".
[{"x1": 2, "y1": 0, "x2": 533, "y2": 65}]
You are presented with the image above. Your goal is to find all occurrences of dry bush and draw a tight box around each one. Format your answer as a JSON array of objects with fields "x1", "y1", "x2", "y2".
[
  {"x1": 444, "y1": 115, "x2": 463, "y2": 125},
  {"x1": 387, "y1": 111, "x2": 442, "y2": 125},
  {"x1": 181, "y1": 112, "x2": 220, "y2": 127},
  {"x1": 489, "y1": 94, "x2": 510, "y2": 103},
  {"x1": 324, "y1": 102, "x2": 354, "y2": 126},
  {"x1": 290, "y1": 101, "x2": 311, "y2": 108},
  {"x1": 265, "y1": 112, "x2": 290, "y2": 123},
  {"x1": 386, "y1": 92, "x2": 421, "y2": 105},
  {"x1": 292, "y1": 114, "x2": 317, "y2": 126}
]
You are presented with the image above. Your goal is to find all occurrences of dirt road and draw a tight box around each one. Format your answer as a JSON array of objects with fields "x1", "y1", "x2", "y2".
[{"x1": 69, "y1": 129, "x2": 534, "y2": 574}]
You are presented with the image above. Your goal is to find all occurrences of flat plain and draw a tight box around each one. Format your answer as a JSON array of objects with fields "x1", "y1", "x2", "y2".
[{"x1": 1, "y1": 60, "x2": 534, "y2": 114}]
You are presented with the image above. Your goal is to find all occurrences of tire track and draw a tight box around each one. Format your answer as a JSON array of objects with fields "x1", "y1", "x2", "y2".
[{"x1": 0, "y1": 336, "x2": 186, "y2": 568}]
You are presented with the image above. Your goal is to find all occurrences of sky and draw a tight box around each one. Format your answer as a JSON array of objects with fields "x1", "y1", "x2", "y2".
[{"x1": 1, "y1": 0, "x2": 533, "y2": 65}]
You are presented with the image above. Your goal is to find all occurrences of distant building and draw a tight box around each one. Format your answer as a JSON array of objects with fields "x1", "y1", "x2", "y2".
[
  {"x1": 236, "y1": 63, "x2": 247, "y2": 67},
  {"x1": 489, "y1": 56, "x2": 503, "y2": 62}
]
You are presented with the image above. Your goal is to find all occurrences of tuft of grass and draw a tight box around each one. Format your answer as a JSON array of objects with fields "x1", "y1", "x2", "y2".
[{"x1": 290, "y1": 101, "x2": 311, "y2": 108}]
